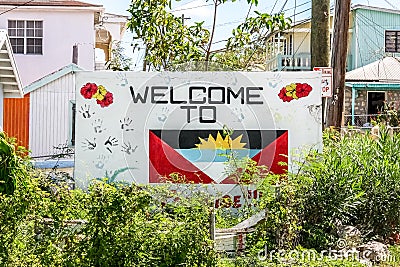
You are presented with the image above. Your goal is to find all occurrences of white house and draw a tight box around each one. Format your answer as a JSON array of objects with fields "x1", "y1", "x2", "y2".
[
  {"x1": 2, "y1": 0, "x2": 128, "y2": 159},
  {"x1": 0, "y1": 0, "x2": 105, "y2": 87},
  {"x1": 0, "y1": 1, "x2": 127, "y2": 87}
]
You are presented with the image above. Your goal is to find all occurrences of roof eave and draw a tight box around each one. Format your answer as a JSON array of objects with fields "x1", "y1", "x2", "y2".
[{"x1": 23, "y1": 64, "x2": 84, "y2": 94}]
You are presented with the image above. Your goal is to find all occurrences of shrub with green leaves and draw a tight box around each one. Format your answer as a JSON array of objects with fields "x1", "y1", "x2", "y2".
[
  {"x1": 0, "y1": 158, "x2": 216, "y2": 266},
  {"x1": 0, "y1": 132, "x2": 30, "y2": 195},
  {"x1": 300, "y1": 128, "x2": 400, "y2": 248},
  {"x1": 234, "y1": 126, "x2": 400, "y2": 256},
  {"x1": 66, "y1": 182, "x2": 215, "y2": 267}
]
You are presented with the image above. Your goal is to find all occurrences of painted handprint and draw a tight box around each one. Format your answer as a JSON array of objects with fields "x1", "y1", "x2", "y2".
[
  {"x1": 79, "y1": 104, "x2": 95, "y2": 119},
  {"x1": 93, "y1": 154, "x2": 109, "y2": 169},
  {"x1": 116, "y1": 72, "x2": 128, "y2": 87},
  {"x1": 92, "y1": 118, "x2": 106, "y2": 134},
  {"x1": 268, "y1": 73, "x2": 282, "y2": 88},
  {"x1": 120, "y1": 117, "x2": 134, "y2": 131},
  {"x1": 121, "y1": 141, "x2": 138, "y2": 155},
  {"x1": 158, "y1": 107, "x2": 169, "y2": 122},
  {"x1": 82, "y1": 137, "x2": 97, "y2": 151},
  {"x1": 104, "y1": 136, "x2": 118, "y2": 153}
]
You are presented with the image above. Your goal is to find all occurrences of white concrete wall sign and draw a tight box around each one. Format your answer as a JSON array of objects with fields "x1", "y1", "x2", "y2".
[{"x1": 75, "y1": 71, "x2": 322, "y2": 197}]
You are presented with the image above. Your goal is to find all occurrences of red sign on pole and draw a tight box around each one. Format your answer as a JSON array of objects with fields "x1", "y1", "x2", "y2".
[{"x1": 313, "y1": 67, "x2": 333, "y2": 97}]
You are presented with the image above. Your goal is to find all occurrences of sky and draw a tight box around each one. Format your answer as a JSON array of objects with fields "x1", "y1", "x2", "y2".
[{"x1": 85, "y1": 0, "x2": 400, "y2": 70}]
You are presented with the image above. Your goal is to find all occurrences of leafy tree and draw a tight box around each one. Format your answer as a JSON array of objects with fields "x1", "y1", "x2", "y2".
[
  {"x1": 106, "y1": 41, "x2": 132, "y2": 71},
  {"x1": 127, "y1": 0, "x2": 209, "y2": 70},
  {"x1": 127, "y1": 0, "x2": 291, "y2": 70}
]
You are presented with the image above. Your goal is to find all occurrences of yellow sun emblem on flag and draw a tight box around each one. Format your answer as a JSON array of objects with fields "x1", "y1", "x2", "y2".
[{"x1": 195, "y1": 132, "x2": 246, "y2": 149}]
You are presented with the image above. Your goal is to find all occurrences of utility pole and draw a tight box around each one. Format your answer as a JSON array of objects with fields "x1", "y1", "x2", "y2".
[
  {"x1": 311, "y1": 0, "x2": 330, "y2": 68},
  {"x1": 326, "y1": 0, "x2": 351, "y2": 127},
  {"x1": 311, "y1": 0, "x2": 330, "y2": 129},
  {"x1": 181, "y1": 14, "x2": 191, "y2": 26}
]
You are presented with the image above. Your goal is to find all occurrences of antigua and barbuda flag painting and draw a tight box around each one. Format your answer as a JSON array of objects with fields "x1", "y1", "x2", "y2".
[{"x1": 149, "y1": 129, "x2": 288, "y2": 184}]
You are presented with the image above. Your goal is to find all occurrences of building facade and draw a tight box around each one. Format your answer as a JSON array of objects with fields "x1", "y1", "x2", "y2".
[
  {"x1": 265, "y1": 5, "x2": 400, "y2": 72},
  {"x1": 0, "y1": 0, "x2": 104, "y2": 87},
  {"x1": 2, "y1": 0, "x2": 128, "y2": 157}
]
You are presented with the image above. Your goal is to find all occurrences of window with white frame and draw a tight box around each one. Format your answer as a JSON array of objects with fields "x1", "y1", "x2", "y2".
[{"x1": 8, "y1": 20, "x2": 43, "y2": 54}]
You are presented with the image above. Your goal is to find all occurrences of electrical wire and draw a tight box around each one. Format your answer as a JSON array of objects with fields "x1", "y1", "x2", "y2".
[
  {"x1": 0, "y1": 0, "x2": 34, "y2": 16},
  {"x1": 278, "y1": 0, "x2": 290, "y2": 14},
  {"x1": 245, "y1": 2, "x2": 253, "y2": 21},
  {"x1": 281, "y1": 1, "x2": 310, "y2": 13},
  {"x1": 172, "y1": 3, "x2": 213, "y2": 13},
  {"x1": 172, "y1": 0, "x2": 198, "y2": 11},
  {"x1": 270, "y1": 0, "x2": 280, "y2": 14},
  {"x1": 383, "y1": 0, "x2": 397, "y2": 10}
]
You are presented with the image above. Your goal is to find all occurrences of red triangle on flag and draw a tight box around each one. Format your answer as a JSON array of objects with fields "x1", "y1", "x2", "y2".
[
  {"x1": 149, "y1": 131, "x2": 215, "y2": 184},
  {"x1": 220, "y1": 131, "x2": 288, "y2": 184}
]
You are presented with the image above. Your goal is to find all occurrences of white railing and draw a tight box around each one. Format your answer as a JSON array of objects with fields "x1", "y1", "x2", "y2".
[{"x1": 265, "y1": 53, "x2": 312, "y2": 71}]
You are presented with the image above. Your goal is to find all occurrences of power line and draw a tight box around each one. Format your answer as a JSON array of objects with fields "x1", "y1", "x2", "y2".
[
  {"x1": 245, "y1": 2, "x2": 253, "y2": 21},
  {"x1": 0, "y1": 0, "x2": 34, "y2": 16},
  {"x1": 172, "y1": 0, "x2": 198, "y2": 10},
  {"x1": 281, "y1": 1, "x2": 310, "y2": 13},
  {"x1": 172, "y1": 3, "x2": 213, "y2": 13},
  {"x1": 287, "y1": 7, "x2": 311, "y2": 19},
  {"x1": 278, "y1": 0, "x2": 290, "y2": 14},
  {"x1": 270, "y1": 0, "x2": 279, "y2": 14},
  {"x1": 204, "y1": 5, "x2": 312, "y2": 29},
  {"x1": 383, "y1": 0, "x2": 397, "y2": 9}
]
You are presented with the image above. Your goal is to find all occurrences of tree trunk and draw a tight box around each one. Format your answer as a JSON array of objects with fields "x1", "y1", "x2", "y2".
[{"x1": 326, "y1": 0, "x2": 351, "y2": 127}]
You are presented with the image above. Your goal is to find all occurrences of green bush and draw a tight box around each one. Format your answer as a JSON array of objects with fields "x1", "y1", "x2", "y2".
[
  {"x1": 1, "y1": 179, "x2": 216, "y2": 266},
  {"x1": 68, "y1": 182, "x2": 215, "y2": 267},
  {"x1": 2, "y1": 128, "x2": 400, "y2": 266},
  {"x1": 301, "y1": 128, "x2": 400, "y2": 248},
  {"x1": 0, "y1": 132, "x2": 30, "y2": 194},
  {"x1": 0, "y1": 132, "x2": 216, "y2": 266},
  {"x1": 245, "y1": 127, "x2": 400, "y2": 252}
]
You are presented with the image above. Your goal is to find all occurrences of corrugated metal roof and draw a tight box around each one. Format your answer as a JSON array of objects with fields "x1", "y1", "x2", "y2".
[
  {"x1": 0, "y1": 0, "x2": 102, "y2": 7},
  {"x1": 0, "y1": 30, "x2": 23, "y2": 98},
  {"x1": 345, "y1": 57, "x2": 400, "y2": 83},
  {"x1": 24, "y1": 63, "x2": 84, "y2": 94},
  {"x1": 352, "y1": 4, "x2": 400, "y2": 15}
]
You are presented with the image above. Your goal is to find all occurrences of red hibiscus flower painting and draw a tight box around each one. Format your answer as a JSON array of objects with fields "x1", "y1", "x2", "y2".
[
  {"x1": 278, "y1": 83, "x2": 313, "y2": 102},
  {"x1": 80, "y1": 82, "x2": 98, "y2": 99},
  {"x1": 80, "y1": 82, "x2": 114, "y2": 108},
  {"x1": 97, "y1": 91, "x2": 114, "y2": 108}
]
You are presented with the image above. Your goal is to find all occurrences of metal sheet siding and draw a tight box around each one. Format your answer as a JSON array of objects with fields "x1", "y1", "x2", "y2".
[
  {"x1": 29, "y1": 73, "x2": 75, "y2": 158},
  {"x1": 3, "y1": 94, "x2": 30, "y2": 149}
]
